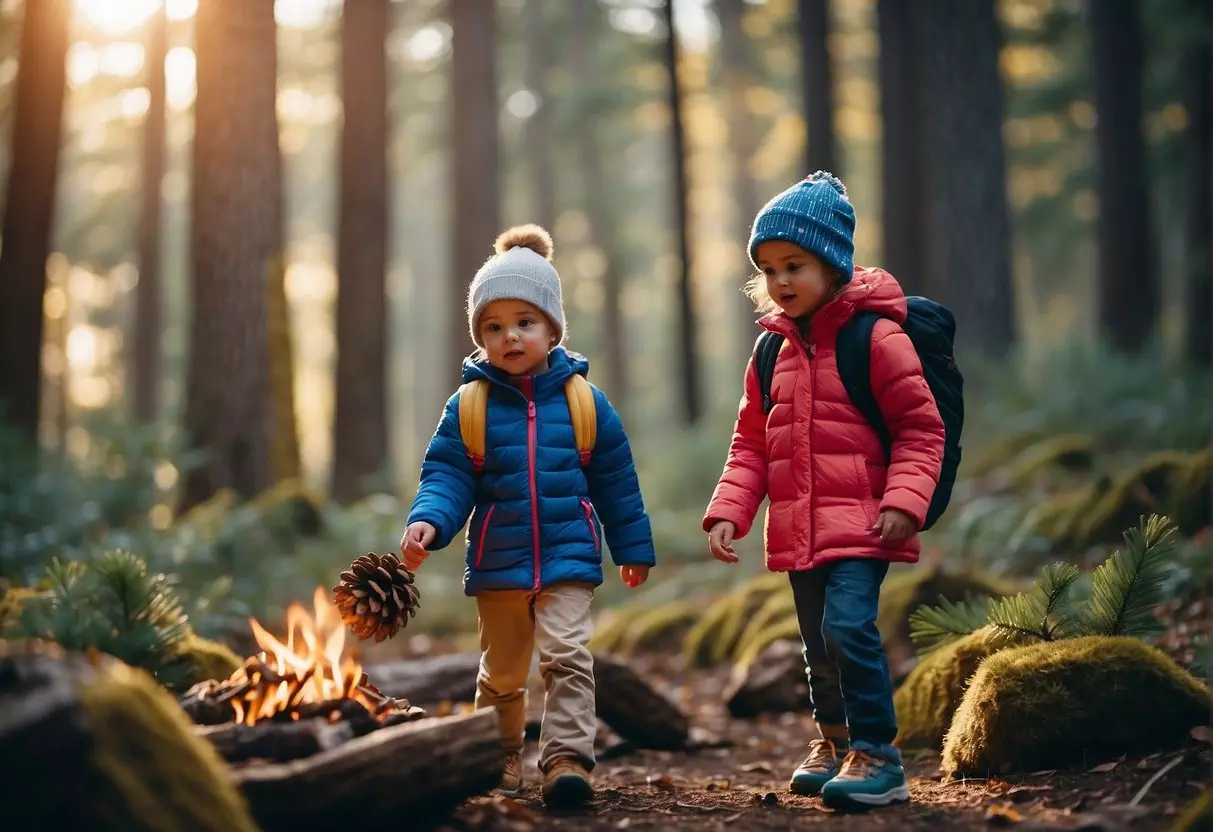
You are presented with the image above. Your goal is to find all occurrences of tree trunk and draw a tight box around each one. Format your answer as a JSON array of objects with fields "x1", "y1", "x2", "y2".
[
  {"x1": 875, "y1": 0, "x2": 924, "y2": 294},
  {"x1": 184, "y1": 0, "x2": 294, "y2": 507},
  {"x1": 1182, "y1": 0, "x2": 1211, "y2": 368},
  {"x1": 332, "y1": 0, "x2": 390, "y2": 502},
  {"x1": 799, "y1": 0, "x2": 837, "y2": 174},
  {"x1": 570, "y1": 1, "x2": 626, "y2": 407},
  {"x1": 718, "y1": 0, "x2": 763, "y2": 364},
  {"x1": 449, "y1": 0, "x2": 499, "y2": 374},
  {"x1": 911, "y1": 0, "x2": 1015, "y2": 357},
  {"x1": 662, "y1": 0, "x2": 702, "y2": 424},
  {"x1": 0, "y1": 0, "x2": 69, "y2": 440},
  {"x1": 134, "y1": 1, "x2": 167, "y2": 425},
  {"x1": 523, "y1": 0, "x2": 556, "y2": 233},
  {"x1": 1089, "y1": 0, "x2": 1156, "y2": 352}
]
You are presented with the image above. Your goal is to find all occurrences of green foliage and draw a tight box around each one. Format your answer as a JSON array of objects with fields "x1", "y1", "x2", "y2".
[
  {"x1": 1081, "y1": 513, "x2": 1176, "y2": 638},
  {"x1": 9, "y1": 550, "x2": 193, "y2": 689},
  {"x1": 913, "y1": 516, "x2": 1182, "y2": 656}
]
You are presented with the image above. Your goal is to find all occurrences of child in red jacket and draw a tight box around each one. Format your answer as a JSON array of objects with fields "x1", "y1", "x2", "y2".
[{"x1": 703, "y1": 172, "x2": 945, "y2": 810}]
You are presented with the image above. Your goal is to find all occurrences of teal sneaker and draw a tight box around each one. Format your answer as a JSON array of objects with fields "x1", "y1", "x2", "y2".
[
  {"x1": 820, "y1": 748, "x2": 910, "y2": 810},
  {"x1": 789, "y1": 738, "x2": 847, "y2": 796}
]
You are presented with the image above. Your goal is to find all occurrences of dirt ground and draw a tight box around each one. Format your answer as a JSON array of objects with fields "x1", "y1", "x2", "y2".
[{"x1": 434, "y1": 660, "x2": 1212, "y2": 832}]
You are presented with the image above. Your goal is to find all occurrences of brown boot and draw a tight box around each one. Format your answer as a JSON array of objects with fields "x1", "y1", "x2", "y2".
[
  {"x1": 498, "y1": 752, "x2": 523, "y2": 794},
  {"x1": 541, "y1": 757, "x2": 593, "y2": 806}
]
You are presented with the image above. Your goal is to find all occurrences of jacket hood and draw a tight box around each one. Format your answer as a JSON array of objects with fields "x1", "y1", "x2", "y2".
[
  {"x1": 461, "y1": 346, "x2": 590, "y2": 398},
  {"x1": 760, "y1": 266, "x2": 907, "y2": 339}
]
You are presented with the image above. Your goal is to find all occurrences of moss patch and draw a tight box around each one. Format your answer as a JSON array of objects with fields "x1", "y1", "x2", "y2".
[
  {"x1": 682, "y1": 572, "x2": 788, "y2": 667},
  {"x1": 942, "y1": 636, "x2": 1210, "y2": 777},
  {"x1": 77, "y1": 654, "x2": 260, "y2": 831},
  {"x1": 894, "y1": 627, "x2": 1012, "y2": 750},
  {"x1": 590, "y1": 600, "x2": 702, "y2": 657},
  {"x1": 171, "y1": 632, "x2": 241, "y2": 686}
]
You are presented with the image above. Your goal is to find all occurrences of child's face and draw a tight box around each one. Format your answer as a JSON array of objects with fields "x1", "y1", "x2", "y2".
[
  {"x1": 755, "y1": 241, "x2": 836, "y2": 319},
  {"x1": 478, "y1": 300, "x2": 558, "y2": 376}
]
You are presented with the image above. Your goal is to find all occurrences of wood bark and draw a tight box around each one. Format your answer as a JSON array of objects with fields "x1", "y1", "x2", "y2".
[
  {"x1": 0, "y1": 0, "x2": 70, "y2": 439},
  {"x1": 724, "y1": 639, "x2": 809, "y2": 718},
  {"x1": 593, "y1": 653, "x2": 690, "y2": 749},
  {"x1": 523, "y1": 0, "x2": 556, "y2": 233},
  {"x1": 449, "y1": 0, "x2": 500, "y2": 376},
  {"x1": 133, "y1": 2, "x2": 167, "y2": 424},
  {"x1": 570, "y1": 1, "x2": 626, "y2": 407},
  {"x1": 184, "y1": 0, "x2": 295, "y2": 507},
  {"x1": 875, "y1": 0, "x2": 924, "y2": 295},
  {"x1": 1182, "y1": 0, "x2": 1211, "y2": 368},
  {"x1": 910, "y1": 0, "x2": 1015, "y2": 357},
  {"x1": 332, "y1": 0, "x2": 391, "y2": 502},
  {"x1": 370, "y1": 652, "x2": 480, "y2": 704},
  {"x1": 718, "y1": 0, "x2": 763, "y2": 364},
  {"x1": 1089, "y1": 0, "x2": 1156, "y2": 352},
  {"x1": 234, "y1": 710, "x2": 502, "y2": 830},
  {"x1": 196, "y1": 719, "x2": 355, "y2": 764},
  {"x1": 799, "y1": 0, "x2": 837, "y2": 174},
  {"x1": 662, "y1": 0, "x2": 702, "y2": 424}
]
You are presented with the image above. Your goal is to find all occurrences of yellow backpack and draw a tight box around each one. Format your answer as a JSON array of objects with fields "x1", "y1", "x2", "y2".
[{"x1": 457, "y1": 375, "x2": 597, "y2": 474}]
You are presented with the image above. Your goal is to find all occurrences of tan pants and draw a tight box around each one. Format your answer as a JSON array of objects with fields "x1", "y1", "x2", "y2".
[{"x1": 474, "y1": 581, "x2": 596, "y2": 770}]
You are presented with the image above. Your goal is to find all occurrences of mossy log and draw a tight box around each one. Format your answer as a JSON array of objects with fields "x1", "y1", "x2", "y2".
[
  {"x1": 1004, "y1": 434, "x2": 1096, "y2": 489},
  {"x1": 589, "y1": 599, "x2": 701, "y2": 657},
  {"x1": 247, "y1": 477, "x2": 325, "y2": 538},
  {"x1": 0, "y1": 639, "x2": 259, "y2": 831},
  {"x1": 234, "y1": 709, "x2": 501, "y2": 831},
  {"x1": 172, "y1": 632, "x2": 242, "y2": 688},
  {"x1": 942, "y1": 636, "x2": 1211, "y2": 777},
  {"x1": 965, "y1": 428, "x2": 1044, "y2": 478},
  {"x1": 732, "y1": 588, "x2": 798, "y2": 666},
  {"x1": 893, "y1": 627, "x2": 1011, "y2": 750},
  {"x1": 681, "y1": 572, "x2": 789, "y2": 668}
]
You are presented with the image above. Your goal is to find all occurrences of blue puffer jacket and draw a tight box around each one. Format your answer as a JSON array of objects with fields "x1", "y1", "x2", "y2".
[{"x1": 407, "y1": 348, "x2": 656, "y2": 595}]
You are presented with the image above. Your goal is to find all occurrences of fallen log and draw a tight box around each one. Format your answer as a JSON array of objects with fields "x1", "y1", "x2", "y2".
[
  {"x1": 196, "y1": 718, "x2": 356, "y2": 764},
  {"x1": 724, "y1": 639, "x2": 809, "y2": 718},
  {"x1": 593, "y1": 653, "x2": 690, "y2": 749},
  {"x1": 370, "y1": 652, "x2": 480, "y2": 704},
  {"x1": 233, "y1": 708, "x2": 502, "y2": 831}
]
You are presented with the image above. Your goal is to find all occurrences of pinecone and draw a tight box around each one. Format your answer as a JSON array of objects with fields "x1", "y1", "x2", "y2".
[{"x1": 332, "y1": 553, "x2": 420, "y2": 643}]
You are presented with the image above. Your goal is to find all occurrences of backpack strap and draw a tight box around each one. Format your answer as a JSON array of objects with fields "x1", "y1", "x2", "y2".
[
  {"x1": 457, "y1": 380, "x2": 489, "y2": 474},
  {"x1": 835, "y1": 311, "x2": 892, "y2": 459},
  {"x1": 564, "y1": 375, "x2": 597, "y2": 468},
  {"x1": 754, "y1": 331, "x2": 785, "y2": 414}
]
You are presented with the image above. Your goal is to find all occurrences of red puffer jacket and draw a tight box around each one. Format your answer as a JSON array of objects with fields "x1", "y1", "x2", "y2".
[{"x1": 703, "y1": 267, "x2": 945, "y2": 571}]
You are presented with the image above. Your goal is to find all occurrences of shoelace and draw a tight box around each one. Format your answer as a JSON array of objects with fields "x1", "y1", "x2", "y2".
[
  {"x1": 803, "y1": 738, "x2": 840, "y2": 768},
  {"x1": 837, "y1": 749, "x2": 883, "y2": 780}
]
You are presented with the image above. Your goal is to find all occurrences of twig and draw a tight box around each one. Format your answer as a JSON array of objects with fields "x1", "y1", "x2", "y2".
[
  {"x1": 674, "y1": 802, "x2": 731, "y2": 812},
  {"x1": 1129, "y1": 754, "x2": 1184, "y2": 806}
]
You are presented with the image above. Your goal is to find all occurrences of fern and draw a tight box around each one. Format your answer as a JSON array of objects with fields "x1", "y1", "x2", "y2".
[
  {"x1": 1081, "y1": 514, "x2": 1175, "y2": 638},
  {"x1": 909, "y1": 594, "x2": 993, "y2": 655},
  {"x1": 988, "y1": 561, "x2": 1080, "y2": 642}
]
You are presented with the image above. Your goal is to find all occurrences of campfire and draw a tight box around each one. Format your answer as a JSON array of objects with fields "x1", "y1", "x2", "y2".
[{"x1": 182, "y1": 587, "x2": 424, "y2": 731}]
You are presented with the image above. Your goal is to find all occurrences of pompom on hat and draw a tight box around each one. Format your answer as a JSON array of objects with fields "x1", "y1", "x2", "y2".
[
  {"x1": 466, "y1": 224, "x2": 566, "y2": 347},
  {"x1": 748, "y1": 171, "x2": 857, "y2": 282}
]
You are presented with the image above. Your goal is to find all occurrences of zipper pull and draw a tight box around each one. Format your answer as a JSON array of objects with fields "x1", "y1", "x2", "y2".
[{"x1": 528, "y1": 401, "x2": 536, "y2": 417}]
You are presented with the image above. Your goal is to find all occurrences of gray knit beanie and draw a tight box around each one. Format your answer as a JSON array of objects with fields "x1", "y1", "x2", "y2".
[{"x1": 467, "y1": 224, "x2": 566, "y2": 348}]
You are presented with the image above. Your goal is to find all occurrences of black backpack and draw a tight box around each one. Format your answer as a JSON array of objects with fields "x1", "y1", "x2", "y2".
[{"x1": 754, "y1": 297, "x2": 963, "y2": 531}]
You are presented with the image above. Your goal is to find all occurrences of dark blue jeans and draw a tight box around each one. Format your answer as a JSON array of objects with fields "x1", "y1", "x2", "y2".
[{"x1": 789, "y1": 558, "x2": 899, "y2": 753}]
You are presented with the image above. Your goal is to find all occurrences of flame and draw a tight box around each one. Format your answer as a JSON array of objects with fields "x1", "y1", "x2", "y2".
[{"x1": 229, "y1": 587, "x2": 368, "y2": 726}]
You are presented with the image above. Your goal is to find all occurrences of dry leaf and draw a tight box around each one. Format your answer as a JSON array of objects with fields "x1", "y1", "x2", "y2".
[
  {"x1": 647, "y1": 773, "x2": 677, "y2": 790},
  {"x1": 741, "y1": 761, "x2": 774, "y2": 774},
  {"x1": 1028, "y1": 769, "x2": 1058, "y2": 777},
  {"x1": 985, "y1": 804, "x2": 1023, "y2": 826},
  {"x1": 1190, "y1": 725, "x2": 1211, "y2": 745},
  {"x1": 1088, "y1": 760, "x2": 1121, "y2": 773}
]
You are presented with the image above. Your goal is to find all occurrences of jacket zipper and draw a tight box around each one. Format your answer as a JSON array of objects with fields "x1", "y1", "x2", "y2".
[
  {"x1": 473, "y1": 504, "x2": 496, "y2": 569},
  {"x1": 580, "y1": 498, "x2": 599, "y2": 553},
  {"x1": 524, "y1": 377, "x2": 541, "y2": 594}
]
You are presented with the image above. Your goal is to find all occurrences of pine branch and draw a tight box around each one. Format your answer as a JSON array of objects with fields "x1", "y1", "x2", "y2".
[
  {"x1": 909, "y1": 594, "x2": 993, "y2": 655},
  {"x1": 988, "y1": 561, "x2": 1079, "y2": 643},
  {"x1": 1081, "y1": 514, "x2": 1176, "y2": 638}
]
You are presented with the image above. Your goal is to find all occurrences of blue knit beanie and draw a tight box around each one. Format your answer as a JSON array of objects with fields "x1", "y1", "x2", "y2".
[{"x1": 748, "y1": 171, "x2": 856, "y2": 282}]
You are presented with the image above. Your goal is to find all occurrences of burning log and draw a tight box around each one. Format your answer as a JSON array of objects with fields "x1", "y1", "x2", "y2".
[
  {"x1": 196, "y1": 718, "x2": 355, "y2": 764},
  {"x1": 234, "y1": 709, "x2": 503, "y2": 831}
]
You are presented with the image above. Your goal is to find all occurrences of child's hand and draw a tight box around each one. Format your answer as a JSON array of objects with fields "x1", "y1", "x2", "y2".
[
  {"x1": 620, "y1": 565, "x2": 649, "y2": 588},
  {"x1": 400, "y1": 522, "x2": 436, "y2": 570},
  {"x1": 872, "y1": 509, "x2": 916, "y2": 543},
  {"x1": 708, "y1": 520, "x2": 739, "y2": 563}
]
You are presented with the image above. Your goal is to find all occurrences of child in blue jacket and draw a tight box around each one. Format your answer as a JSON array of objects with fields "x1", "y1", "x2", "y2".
[{"x1": 400, "y1": 224, "x2": 656, "y2": 807}]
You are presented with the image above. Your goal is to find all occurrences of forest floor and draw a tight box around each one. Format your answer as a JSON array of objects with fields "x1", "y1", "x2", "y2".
[{"x1": 430, "y1": 656, "x2": 1211, "y2": 832}]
